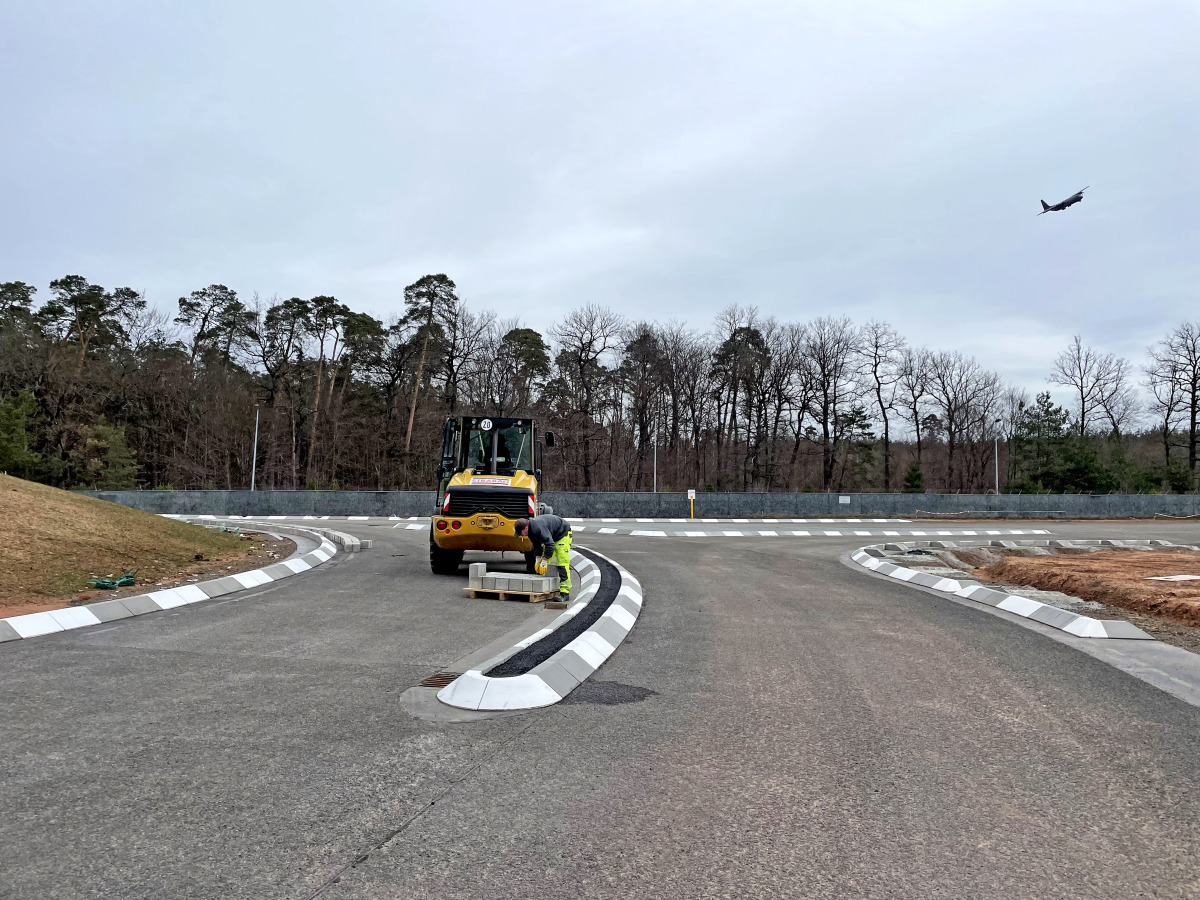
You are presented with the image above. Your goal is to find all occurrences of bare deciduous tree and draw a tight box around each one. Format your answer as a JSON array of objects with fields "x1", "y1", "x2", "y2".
[
  {"x1": 857, "y1": 321, "x2": 905, "y2": 490},
  {"x1": 1147, "y1": 323, "x2": 1200, "y2": 479},
  {"x1": 927, "y1": 351, "x2": 1002, "y2": 491},
  {"x1": 549, "y1": 304, "x2": 623, "y2": 491},
  {"x1": 802, "y1": 316, "x2": 864, "y2": 490},
  {"x1": 1048, "y1": 336, "x2": 1136, "y2": 437},
  {"x1": 898, "y1": 346, "x2": 931, "y2": 466}
]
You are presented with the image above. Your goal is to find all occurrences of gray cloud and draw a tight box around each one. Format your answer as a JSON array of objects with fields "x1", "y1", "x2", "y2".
[{"x1": 2, "y1": 0, "x2": 1197, "y2": 396}]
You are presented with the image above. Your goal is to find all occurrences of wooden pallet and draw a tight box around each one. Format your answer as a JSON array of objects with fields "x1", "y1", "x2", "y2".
[{"x1": 464, "y1": 587, "x2": 561, "y2": 603}]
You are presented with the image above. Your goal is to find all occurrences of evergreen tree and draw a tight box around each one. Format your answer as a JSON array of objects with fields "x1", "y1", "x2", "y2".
[
  {"x1": 902, "y1": 460, "x2": 925, "y2": 493},
  {"x1": 0, "y1": 392, "x2": 44, "y2": 480}
]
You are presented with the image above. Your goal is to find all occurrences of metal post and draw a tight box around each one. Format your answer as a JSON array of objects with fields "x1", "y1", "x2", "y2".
[
  {"x1": 251, "y1": 406, "x2": 260, "y2": 491},
  {"x1": 994, "y1": 436, "x2": 999, "y2": 494},
  {"x1": 993, "y1": 417, "x2": 1002, "y2": 494},
  {"x1": 653, "y1": 430, "x2": 658, "y2": 493}
]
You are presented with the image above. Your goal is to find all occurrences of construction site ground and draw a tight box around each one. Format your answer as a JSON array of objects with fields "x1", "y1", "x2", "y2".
[{"x1": 972, "y1": 548, "x2": 1200, "y2": 652}]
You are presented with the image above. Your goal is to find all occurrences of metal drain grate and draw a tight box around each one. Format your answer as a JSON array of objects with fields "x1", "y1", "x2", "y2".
[{"x1": 418, "y1": 672, "x2": 460, "y2": 688}]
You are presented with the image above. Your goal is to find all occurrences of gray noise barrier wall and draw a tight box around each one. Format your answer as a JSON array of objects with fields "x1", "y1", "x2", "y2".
[{"x1": 84, "y1": 490, "x2": 1200, "y2": 519}]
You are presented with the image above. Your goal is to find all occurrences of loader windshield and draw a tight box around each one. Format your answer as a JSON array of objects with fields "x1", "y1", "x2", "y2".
[{"x1": 461, "y1": 419, "x2": 533, "y2": 475}]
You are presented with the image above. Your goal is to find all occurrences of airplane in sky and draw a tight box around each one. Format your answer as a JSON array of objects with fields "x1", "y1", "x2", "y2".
[{"x1": 1039, "y1": 186, "x2": 1088, "y2": 215}]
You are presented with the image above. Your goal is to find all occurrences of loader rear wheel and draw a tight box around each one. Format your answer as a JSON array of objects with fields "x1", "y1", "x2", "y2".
[
  {"x1": 430, "y1": 533, "x2": 464, "y2": 575},
  {"x1": 524, "y1": 551, "x2": 537, "y2": 574}
]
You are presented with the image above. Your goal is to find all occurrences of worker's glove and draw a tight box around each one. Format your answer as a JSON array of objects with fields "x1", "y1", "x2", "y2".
[{"x1": 535, "y1": 558, "x2": 549, "y2": 576}]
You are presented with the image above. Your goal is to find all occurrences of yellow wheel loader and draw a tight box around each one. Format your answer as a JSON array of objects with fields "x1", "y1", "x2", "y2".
[{"x1": 429, "y1": 416, "x2": 555, "y2": 575}]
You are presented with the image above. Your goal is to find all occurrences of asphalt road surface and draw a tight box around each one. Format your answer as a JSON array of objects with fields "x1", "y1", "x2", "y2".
[{"x1": 3, "y1": 520, "x2": 1200, "y2": 899}]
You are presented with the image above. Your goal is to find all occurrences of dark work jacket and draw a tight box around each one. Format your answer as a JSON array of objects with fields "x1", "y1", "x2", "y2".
[{"x1": 526, "y1": 514, "x2": 571, "y2": 558}]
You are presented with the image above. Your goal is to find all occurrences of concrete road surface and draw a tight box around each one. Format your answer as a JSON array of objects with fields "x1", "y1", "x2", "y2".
[{"x1": 2, "y1": 520, "x2": 1199, "y2": 899}]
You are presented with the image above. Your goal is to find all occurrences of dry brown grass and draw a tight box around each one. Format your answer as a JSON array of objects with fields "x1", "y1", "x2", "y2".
[{"x1": 0, "y1": 475, "x2": 249, "y2": 609}]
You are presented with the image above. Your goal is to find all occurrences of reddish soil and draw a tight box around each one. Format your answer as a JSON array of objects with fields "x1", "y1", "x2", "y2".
[{"x1": 974, "y1": 549, "x2": 1200, "y2": 628}]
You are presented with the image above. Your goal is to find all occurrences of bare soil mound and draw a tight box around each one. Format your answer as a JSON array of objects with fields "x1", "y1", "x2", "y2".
[
  {"x1": 0, "y1": 475, "x2": 268, "y2": 613},
  {"x1": 974, "y1": 549, "x2": 1200, "y2": 628}
]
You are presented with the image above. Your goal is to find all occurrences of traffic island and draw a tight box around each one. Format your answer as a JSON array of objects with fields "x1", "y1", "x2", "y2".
[
  {"x1": 849, "y1": 539, "x2": 1200, "y2": 642},
  {"x1": 435, "y1": 547, "x2": 643, "y2": 711}
]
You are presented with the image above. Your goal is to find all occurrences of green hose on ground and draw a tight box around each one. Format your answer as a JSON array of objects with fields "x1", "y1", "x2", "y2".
[{"x1": 87, "y1": 571, "x2": 137, "y2": 590}]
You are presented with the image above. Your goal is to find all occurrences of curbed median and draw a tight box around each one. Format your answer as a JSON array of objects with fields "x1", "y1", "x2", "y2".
[
  {"x1": 849, "y1": 538, "x2": 1172, "y2": 640},
  {"x1": 437, "y1": 547, "x2": 643, "y2": 711}
]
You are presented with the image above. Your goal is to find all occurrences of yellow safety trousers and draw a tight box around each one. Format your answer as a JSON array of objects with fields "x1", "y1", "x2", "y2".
[{"x1": 551, "y1": 532, "x2": 572, "y2": 595}]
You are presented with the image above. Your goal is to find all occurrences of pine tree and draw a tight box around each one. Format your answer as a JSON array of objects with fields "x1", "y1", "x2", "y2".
[{"x1": 902, "y1": 460, "x2": 925, "y2": 493}]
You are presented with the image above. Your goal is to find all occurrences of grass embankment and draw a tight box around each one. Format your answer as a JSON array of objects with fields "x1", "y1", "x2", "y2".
[{"x1": 0, "y1": 474, "x2": 248, "y2": 611}]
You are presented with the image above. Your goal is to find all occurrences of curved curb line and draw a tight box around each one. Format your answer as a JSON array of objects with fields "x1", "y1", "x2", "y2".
[
  {"x1": 0, "y1": 523, "x2": 339, "y2": 644},
  {"x1": 437, "y1": 548, "x2": 643, "y2": 711},
  {"x1": 850, "y1": 538, "x2": 1169, "y2": 640},
  {"x1": 166, "y1": 515, "x2": 372, "y2": 551}
]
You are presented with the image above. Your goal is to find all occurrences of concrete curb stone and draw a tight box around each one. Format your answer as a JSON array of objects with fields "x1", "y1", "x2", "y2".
[
  {"x1": 850, "y1": 541, "x2": 1159, "y2": 641},
  {"x1": 438, "y1": 548, "x2": 644, "y2": 711},
  {"x1": 86, "y1": 598, "x2": 135, "y2": 622},
  {"x1": 1, "y1": 520, "x2": 340, "y2": 645}
]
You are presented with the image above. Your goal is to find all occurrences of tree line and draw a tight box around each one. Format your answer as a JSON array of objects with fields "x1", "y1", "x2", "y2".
[{"x1": 1, "y1": 274, "x2": 1198, "y2": 494}]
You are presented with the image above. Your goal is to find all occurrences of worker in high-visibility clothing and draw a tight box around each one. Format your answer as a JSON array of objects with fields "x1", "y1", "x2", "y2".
[{"x1": 514, "y1": 514, "x2": 572, "y2": 599}]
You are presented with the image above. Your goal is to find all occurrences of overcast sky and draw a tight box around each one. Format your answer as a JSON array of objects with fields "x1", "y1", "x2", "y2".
[{"x1": 2, "y1": 1, "x2": 1197, "y2": 394}]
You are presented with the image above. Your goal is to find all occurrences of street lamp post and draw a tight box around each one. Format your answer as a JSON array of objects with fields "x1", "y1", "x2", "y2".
[
  {"x1": 653, "y1": 427, "x2": 658, "y2": 493},
  {"x1": 993, "y1": 418, "x2": 1002, "y2": 494},
  {"x1": 251, "y1": 405, "x2": 261, "y2": 492}
]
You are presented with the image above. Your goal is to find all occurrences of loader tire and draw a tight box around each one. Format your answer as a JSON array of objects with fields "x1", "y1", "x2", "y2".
[{"x1": 430, "y1": 533, "x2": 464, "y2": 575}]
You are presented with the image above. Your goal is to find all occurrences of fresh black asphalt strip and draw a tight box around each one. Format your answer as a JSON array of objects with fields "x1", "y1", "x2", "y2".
[{"x1": 486, "y1": 547, "x2": 620, "y2": 677}]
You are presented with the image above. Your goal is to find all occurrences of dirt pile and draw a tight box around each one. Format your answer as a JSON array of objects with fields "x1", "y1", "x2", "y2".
[{"x1": 974, "y1": 549, "x2": 1200, "y2": 627}]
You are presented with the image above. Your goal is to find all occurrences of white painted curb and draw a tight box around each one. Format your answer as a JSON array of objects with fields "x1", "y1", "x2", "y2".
[
  {"x1": 164, "y1": 515, "x2": 372, "y2": 551},
  {"x1": 438, "y1": 548, "x2": 644, "y2": 711},
  {"x1": 850, "y1": 538, "x2": 1164, "y2": 640},
  {"x1": 0, "y1": 522, "x2": 340, "y2": 644}
]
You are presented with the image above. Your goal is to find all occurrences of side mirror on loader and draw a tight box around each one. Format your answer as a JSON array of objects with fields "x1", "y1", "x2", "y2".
[{"x1": 544, "y1": 431, "x2": 556, "y2": 448}]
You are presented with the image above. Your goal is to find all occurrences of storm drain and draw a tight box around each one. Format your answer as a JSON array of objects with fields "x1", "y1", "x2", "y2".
[{"x1": 418, "y1": 672, "x2": 460, "y2": 688}]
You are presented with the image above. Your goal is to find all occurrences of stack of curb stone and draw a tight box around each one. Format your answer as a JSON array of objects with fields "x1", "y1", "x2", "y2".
[
  {"x1": 850, "y1": 538, "x2": 1173, "y2": 640},
  {"x1": 439, "y1": 548, "x2": 644, "y2": 710},
  {"x1": 0, "y1": 524, "x2": 340, "y2": 644},
  {"x1": 468, "y1": 563, "x2": 557, "y2": 594}
]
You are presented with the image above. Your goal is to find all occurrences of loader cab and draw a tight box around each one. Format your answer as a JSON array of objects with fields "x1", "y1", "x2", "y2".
[
  {"x1": 430, "y1": 416, "x2": 556, "y2": 574},
  {"x1": 436, "y1": 417, "x2": 553, "y2": 500}
]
